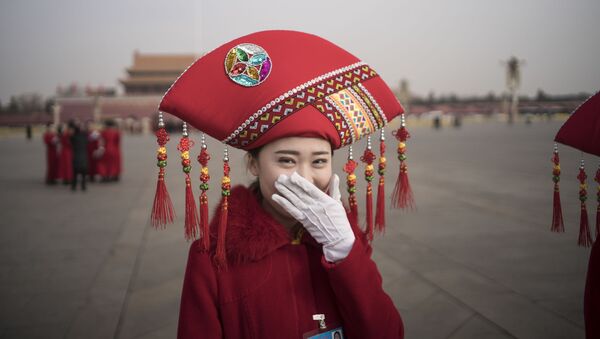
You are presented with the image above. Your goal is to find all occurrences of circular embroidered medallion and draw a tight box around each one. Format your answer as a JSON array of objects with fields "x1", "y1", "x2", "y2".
[{"x1": 225, "y1": 43, "x2": 272, "y2": 87}]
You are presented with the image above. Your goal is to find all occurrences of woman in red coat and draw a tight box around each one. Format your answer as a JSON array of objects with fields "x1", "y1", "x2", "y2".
[
  {"x1": 86, "y1": 123, "x2": 102, "y2": 181},
  {"x1": 43, "y1": 123, "x2": 59, "y2": 184},
  {"x1": 58, "y1": 123, "x2": 73, "y2": 184},
  {"x1": 99, "y1": 120, "x2": 122, "y2": 181},
  {"x1": 153, "y1": 30, "x2": 409, "y2": 338},
  {"x1": 178, "y1": 137, "x2": 403, "y2": 338}
]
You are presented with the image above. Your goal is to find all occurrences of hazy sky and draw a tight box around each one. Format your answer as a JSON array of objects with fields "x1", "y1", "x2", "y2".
[{"x1": 1, "y1": 0, "x2": 599, "y2": 103}]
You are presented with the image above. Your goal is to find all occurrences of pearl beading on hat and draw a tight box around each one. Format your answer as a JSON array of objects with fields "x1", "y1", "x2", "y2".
[
  {"x1": 347, "y1": 86, "x2": 382, "y2": 130},
  {"x1": 357, "y1": 83, "x2": 389, "y2": 126},
  {"x1": 222, "y1": 61, "x2": 367, "y2": 144}
]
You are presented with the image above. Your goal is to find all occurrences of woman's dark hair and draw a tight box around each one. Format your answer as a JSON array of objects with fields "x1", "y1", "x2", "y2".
[{"x1": 246, "y1": 146, "x2": 264, "y2": 200}]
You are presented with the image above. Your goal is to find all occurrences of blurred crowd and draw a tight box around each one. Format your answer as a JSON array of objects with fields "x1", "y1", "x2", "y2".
[{"x1": 43, "y1": 119, "x2": 122, "y2": 191}]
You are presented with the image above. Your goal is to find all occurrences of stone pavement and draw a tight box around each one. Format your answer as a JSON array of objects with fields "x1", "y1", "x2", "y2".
[{"x1": 0, "y1": 119, "x2": 593, "y2": 338}]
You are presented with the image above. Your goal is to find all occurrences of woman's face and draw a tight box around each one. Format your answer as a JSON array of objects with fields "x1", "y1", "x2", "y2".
[{"x1": 249, "y1": 137, "x2": 333, "y2": 221}]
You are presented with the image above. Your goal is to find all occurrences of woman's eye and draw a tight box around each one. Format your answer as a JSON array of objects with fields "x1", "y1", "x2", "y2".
[
  {"x1": 278, "y1": 157, "x2": 295, "y2": 165},
  {"x1": 313, "y1": 158, "x2": 328, "y2": 165}
]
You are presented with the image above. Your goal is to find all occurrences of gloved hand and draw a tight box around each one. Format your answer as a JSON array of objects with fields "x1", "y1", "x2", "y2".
[{"x1": 272, "y1": 172, "x2": 355, "y2": 262}]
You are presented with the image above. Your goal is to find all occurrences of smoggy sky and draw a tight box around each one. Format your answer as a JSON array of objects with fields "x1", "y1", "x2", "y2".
[{"x1": 1, "y1": 0, "x2": 599, "y2": 103}]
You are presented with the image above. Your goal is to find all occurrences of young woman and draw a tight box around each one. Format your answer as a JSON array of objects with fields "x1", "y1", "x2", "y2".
[{"x1": 154, "y1": 30, "x2": 408, "y2": 338}]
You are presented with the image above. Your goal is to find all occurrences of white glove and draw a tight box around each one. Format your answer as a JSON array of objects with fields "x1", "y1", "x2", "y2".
[{"x1": 272, "y1": 172, "x2": 355, "y2": 262}]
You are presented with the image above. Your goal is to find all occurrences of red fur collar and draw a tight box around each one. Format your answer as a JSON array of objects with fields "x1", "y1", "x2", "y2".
[{"x1": 208, "y1": 185, "x2": 315, "y2": 264}]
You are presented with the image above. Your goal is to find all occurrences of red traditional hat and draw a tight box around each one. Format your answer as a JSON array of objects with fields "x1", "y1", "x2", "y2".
[
  {"x1": 159, "y1": 30, "x2": 402, "y2": 150},
  {"x1": 150, "y1": 30, "x2": 414, "y2": 267},
  {"x1": 551, "y1": 91, "x2": 600, "y2": 247}
]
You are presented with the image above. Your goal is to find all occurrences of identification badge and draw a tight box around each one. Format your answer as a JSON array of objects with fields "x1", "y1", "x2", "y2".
[{"x1": 303, "y1": 327, "x2": 344, "y2": 339}]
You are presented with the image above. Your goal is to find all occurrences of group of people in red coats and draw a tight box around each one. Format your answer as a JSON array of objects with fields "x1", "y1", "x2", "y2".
[{"x1": 43, "y1": 119, "x2": 122, "y2": 190}]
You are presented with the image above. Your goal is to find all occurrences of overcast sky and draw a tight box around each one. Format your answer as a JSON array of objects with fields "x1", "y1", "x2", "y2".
[{"x1": 1, "y1": 0, "x2": 599, "y2": 103}]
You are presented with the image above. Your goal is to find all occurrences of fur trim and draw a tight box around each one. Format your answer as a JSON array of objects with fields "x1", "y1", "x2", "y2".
[
  {"x1": 208, "y1": 185, "x2": 292, "y2": 264},
  {"x1": 206, "y1": 185, "x2": 365, "y2": 265}
]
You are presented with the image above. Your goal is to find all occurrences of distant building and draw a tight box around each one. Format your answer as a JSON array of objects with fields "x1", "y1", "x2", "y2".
[
  {"x1": 119, "y1": 51, "x2": 197, "y2": 95},
  {"x1": 52, "y1": 51, "x2": 197, "y2": 131}
]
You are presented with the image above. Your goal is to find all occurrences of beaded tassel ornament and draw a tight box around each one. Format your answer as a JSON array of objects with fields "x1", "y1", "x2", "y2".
[
  {"x1": 177, "y1": 122, "x2": 200, "y2": 240},
  {"x1": 150, "y1": 112, "x2": 175, "y2": 228},
  {"x1": 343, "y1": 146, "x2": 359, "y2": 227},
  {"x1": 375, "y1": 128, "x2": 387, "y2": 232},
  {"x1": 361, "y1": 136, "x2": 376, "y2": 241},
  {"x1": 215, "y1": 147, "x2": 231, "y2": 269},
  {"x1": 577, "y1": 159, "x2": 592, "y2": 247},
  {"x1": 197, "y1": 133, "x2": 211, "y2": 251},
  {"x1": 595, "y1": 166, "x2": 600, "y2": 241},
  {"x1": 392, "y1": 113, "x2": 415, "y2": 210},
  {"x1": 550, "y1": 144, "x2": 564, "y2": 233}
]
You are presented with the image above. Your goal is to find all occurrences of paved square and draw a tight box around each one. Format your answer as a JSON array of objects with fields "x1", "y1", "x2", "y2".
[{"x1": 0, "y1": 119, "x2": 592, "y2": 338}]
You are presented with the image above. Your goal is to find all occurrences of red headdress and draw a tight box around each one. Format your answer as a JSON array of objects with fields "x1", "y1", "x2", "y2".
[
  {"x1": 552, "y1": 91, "x2": 600, "y2": 247},
  {"x1": 152, "y1": 30, "x2": 412, "y2": 266}
]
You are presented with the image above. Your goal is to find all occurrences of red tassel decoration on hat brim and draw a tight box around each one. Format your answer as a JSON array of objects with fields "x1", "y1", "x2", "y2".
[
  {"x1": 594, "y1": 166, "x2": 600, "y2": 241},
  {"x1": 375, "y1": 129, "x2": 387, "y2": 232},
  {"x1": 392, "y1": 115, "x2": 415, "y2": 210},
  {"x1": 151, "y1": 126, "x2": 175, "y2": 228},
  {"x1": 214, "y1": 149, "x2": 231, "y2": 270},
  {"x1": 343, "y1": 147, "x2": 359, "y2": 228},
  {"x1": 152, "y1": 167, "x2": 175, "y2": 228},
  {"x1": 198, "y1": 135, "x2": 211, "y2": 251},
  {"x1": 551, "y1": 145, "x2": 564, "y2": 233},
  {"x1": 361, "y1": 138, "x2": 376, "y2": 242},
  {"x1": 578, "y1": 161, "x2": 592, "y2": 247},
  {"x1": 177, "y1": 128, "x2": 200, "y2": 241},
  {"x1": 184, "y1": 176, "x2": 200, "y2": 240}
]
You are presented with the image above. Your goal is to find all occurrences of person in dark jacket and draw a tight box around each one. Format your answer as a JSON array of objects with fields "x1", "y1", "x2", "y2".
[{"x1": 70, "y1": 121, "x2": 89, "y2": 191}]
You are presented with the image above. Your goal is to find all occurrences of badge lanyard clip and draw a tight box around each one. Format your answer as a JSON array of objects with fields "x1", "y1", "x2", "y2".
[{"x1": 313, "y1": 314, "x2": 327, "y2": 330}]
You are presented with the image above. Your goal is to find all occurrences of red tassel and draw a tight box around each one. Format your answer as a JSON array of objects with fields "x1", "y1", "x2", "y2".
[
  {"x1": 596, "y1": 207, "x2": 600, "y2": 238},
  {"x1": 184, "y1": 177, "x2": 200, "y2": 241},
  {"x1": 366, "y1": 185, "x2": 373, "y2": 241},
  {"x1": 392, "y1": 118, "x2": 415, "y2": 210},
  {"x1": 199, "y1": 192, "x2": 210, "y2": 251},
  {"x1": 343, "y1": 149, "x2": 359, "y2": 228},
  {"x1": 594, "y1": 167, "x2": 600, "y2": 241},
  {"x1": 361, "y1": 141, "x2": 376, "y2": 241},
  {"x1": 151, "y1": 127, "x2": 175, "y2": 228},
  {"x1": 577, "y1": 162, "x2": 592, "y2": 247},
  {"x1": 214, "y1": 156, "x2": 231, "y2": 270},
  {"x1": 552, "y1": 189, "x2": 564, "y2": 233},
  {"x1": 375, "y1": 176, "x2": 386, "y2": 232},
  {"x1": 550, "y1": 146, "x2": 564, "y2": 232},
  {"x1": 596, "y1": 203, "x2": 600, "y2": 242},
  {"x1": 375, "y1": 131, "x2": 386, "y2": 232},
  {"x1": 215, "y1": 197, "x2": 228, "y2": 269},
  {"x1": 348, "y1": 196, "x2": 359, "y2": 228},
  {"x1": 177, "y1": 131, "x2": 200, "y2": 241},
  {"x1": 579, "y1": 204, "x2": 592, "y2": 247},
  {"x1": 151, "y1": 168, "x2": 175, "y2": 228},
  {"x1": 392, "y1": 162, "x2": 415, "y2": 209},
  {"x1": 198, "y1": 141, "x2": 211, "y2": 251}
]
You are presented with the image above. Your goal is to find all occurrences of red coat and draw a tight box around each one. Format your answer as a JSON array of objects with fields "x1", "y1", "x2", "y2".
[
  {"x1": 178, "y1": 186, "x2": 403, "y2": 339},
  {"x1": 98, "y1": 128, "x2": 121, "y2": 178},
  {"x1": 43, "y1": 131, "x2": 59, "y2": 181},
  {"x1": 585, "y1": 239, "x2": 599, "y2": 338}
]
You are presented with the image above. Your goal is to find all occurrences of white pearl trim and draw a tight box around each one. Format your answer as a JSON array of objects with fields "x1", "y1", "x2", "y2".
[{"x1": 357, "y1": 83, "x2": 388, "y2": 125}]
